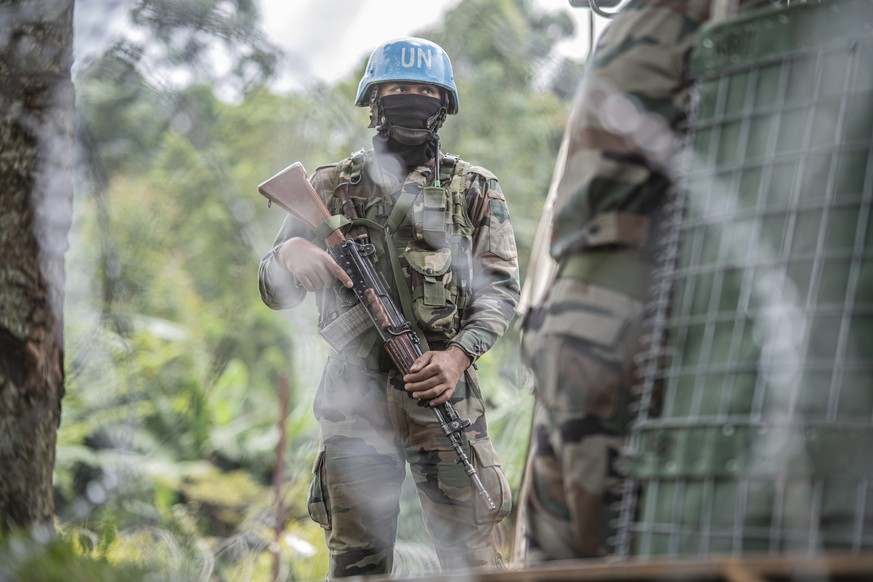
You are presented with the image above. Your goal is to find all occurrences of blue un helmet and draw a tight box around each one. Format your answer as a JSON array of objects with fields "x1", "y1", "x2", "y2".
[{"x1": 354, "y1": 37, "x2": 459, "y2": 115}]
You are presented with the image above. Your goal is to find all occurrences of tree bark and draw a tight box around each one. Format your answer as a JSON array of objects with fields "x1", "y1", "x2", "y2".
[{"x1": 0, "y1": 0, "x2": 74, "y2": 532}]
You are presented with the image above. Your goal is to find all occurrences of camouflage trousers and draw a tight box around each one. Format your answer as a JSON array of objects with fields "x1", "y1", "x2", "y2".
[
  {"x1": 308, "y1": 354, "x2": 511, "y2": 579},
  {"x1": 520, "y1": 278, "x2": 644, "y2": 561}
]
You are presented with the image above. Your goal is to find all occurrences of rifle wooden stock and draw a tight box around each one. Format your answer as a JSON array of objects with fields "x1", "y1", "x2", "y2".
[{"x1": 258, "y1": 162, "x2": 346, "y2": 248}]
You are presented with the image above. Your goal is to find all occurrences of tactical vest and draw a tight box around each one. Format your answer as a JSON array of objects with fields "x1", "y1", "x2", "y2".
[{"x1": 316, "y1": 149, "x2": 477, "y2": 368}]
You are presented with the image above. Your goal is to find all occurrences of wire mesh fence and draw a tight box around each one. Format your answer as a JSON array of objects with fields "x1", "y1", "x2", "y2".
[{"x1": 617, "y1": 0, "x2": 873, "y2": 559}]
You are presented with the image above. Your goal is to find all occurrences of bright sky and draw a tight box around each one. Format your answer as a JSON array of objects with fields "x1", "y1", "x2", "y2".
[
  {"x1": 257, "y1": 0, "x2": 611, "y2": 91},
  {"x1": 71, "y1": 0, "x2": 611, "y2": 95}
]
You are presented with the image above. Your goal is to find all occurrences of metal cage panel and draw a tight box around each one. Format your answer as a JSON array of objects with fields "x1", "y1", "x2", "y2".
[{"x1": 619, "y1": 0, "x2": 873, "y2": 559}]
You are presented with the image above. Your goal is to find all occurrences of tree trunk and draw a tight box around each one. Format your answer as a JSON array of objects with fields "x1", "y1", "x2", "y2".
[{"x1": 0, "y1": 0, "x2": 74, "y2": 532}]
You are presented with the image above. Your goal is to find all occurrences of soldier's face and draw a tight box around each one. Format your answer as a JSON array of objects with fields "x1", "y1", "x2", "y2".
[{"x1": 378, "y1": 83, "x2": 442, "y2": 101}]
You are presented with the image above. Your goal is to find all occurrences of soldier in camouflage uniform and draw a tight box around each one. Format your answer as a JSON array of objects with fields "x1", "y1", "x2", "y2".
[
  {"x1": 258, "y1": 37, "x2": 519, "y2": 578},
  {"x1": 519, "y1": 0, "x2": 779, "y2": 562}
]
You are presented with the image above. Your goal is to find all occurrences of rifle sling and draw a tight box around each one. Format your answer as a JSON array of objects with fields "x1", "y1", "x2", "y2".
[{"x1": 316, "y1": 215, "x2": 350, "y2": 242}]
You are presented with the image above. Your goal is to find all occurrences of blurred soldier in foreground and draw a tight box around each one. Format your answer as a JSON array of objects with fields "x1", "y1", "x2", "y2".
[
  {"x1": 519, "y1": 0, "x2": 779, "y2": 562},
  {"x1": 258, "y1": 37, "x2": 519, "y2": 578}
]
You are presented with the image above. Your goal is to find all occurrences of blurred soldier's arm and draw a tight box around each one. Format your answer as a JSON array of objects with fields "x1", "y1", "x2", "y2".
[
  {"x1": 550, "y1": 2, "x2": 708, "y2": 261},
  {"x1": 551, "y1": 0, "x2": 773, "y2": 260}
]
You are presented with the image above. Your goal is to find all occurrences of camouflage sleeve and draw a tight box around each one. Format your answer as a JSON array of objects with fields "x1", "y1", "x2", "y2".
[
  {"x1": 257, "y1": 165, "x2": 336, "y2": 310},
  {"x1": 448, "y1": 169, "x2": 521, "y2": 363},
  {"x1": 258, "y1": 214, "x2": 310, "y2": 310},
  {"x1": 549, "y1": 0, "x2": 713, "y2": 260}
]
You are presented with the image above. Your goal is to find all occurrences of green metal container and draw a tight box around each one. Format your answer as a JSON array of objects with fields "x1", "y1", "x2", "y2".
[{"x1": 621, "y1": 0, "x2": 873, "y2": 558}]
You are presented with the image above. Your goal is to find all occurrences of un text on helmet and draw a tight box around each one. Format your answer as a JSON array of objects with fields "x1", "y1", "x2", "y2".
[{"x1": 401, "y1": 48, "x2": 432, "y2": 70}]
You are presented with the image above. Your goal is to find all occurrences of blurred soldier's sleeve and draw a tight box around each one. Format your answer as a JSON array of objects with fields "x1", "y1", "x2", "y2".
[
  {"x1": 549, "y1": 0, "x2": 716, "y2": 261},
  {"x1": 448, "y1": 171, "x2": 521, "y2": 363}
]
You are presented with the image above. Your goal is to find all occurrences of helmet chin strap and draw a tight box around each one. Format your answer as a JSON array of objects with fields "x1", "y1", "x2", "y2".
[{"x1": 367, "y1": 87, "x2": 380, "y2": 128}]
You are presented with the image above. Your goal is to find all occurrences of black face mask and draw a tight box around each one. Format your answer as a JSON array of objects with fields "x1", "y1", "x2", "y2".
[
  {"x1": 372, "y1": 93, "x2": 445, "y2": 170},
  {"x1": 377, "y1": 93, "x2": 444, "y2": 144}
]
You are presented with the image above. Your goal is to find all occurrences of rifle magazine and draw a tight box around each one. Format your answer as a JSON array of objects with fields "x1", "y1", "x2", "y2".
[{"x1": 319, "y1": 302, "x2": 372, "y2": 352}]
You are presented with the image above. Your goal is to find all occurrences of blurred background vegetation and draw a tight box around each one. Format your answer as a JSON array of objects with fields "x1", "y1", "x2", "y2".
[{"x1": 28, "y1": 0, "x2": 588, "y2": 579}]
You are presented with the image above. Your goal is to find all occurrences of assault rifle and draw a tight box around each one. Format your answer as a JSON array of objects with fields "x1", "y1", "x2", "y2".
[{"x1": 258, "y1": 162, "x2": 496, "y2": 512}]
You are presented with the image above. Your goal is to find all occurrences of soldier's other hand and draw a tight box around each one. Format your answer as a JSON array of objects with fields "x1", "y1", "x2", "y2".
[
  {"x1": 403, "y1": 346, "x2": 471, "y2": 406},
  {"x1": 277, "y1": 237, "x2": 353, "y2": 292}
]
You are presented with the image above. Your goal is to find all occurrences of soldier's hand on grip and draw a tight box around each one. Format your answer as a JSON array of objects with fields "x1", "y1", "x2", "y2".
[
  {"x1": 403, "y1": 346, "x2": 471, "y2": 406},
  {"x1": 277, "y1": 237, "x2": 353, "y2": 292}
]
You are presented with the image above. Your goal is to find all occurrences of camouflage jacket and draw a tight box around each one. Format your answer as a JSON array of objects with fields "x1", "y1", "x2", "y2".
[
  {"x1": 258, "y1": 149, "x2": 520, "y2": 365},
  {"x1": 549, "y1": 0, "x2": 780, "y2": 262}
]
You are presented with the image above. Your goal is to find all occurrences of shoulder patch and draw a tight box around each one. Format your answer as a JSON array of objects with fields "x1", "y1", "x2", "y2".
[{"x1": 467, "y1": 165, "x2": 498, "y2": 182}]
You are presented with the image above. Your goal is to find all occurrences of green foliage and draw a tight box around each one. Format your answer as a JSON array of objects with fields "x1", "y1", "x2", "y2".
[
  {"x1": 130, "y1": 0, "x2": 279, "y2": 94},
  {"x1": 75, "y1": 47, "x2": 171, "y2": 176},
  {"x1": 0, "y1": 530, "x2": 148, "y2": 582},
  {"x1": 61, "y1": 0, "x2": 583, "y2": 577}
]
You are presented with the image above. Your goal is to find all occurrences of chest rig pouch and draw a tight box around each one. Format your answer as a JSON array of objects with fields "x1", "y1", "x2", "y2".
[
  {"x1": 317, "y1": 150, "x2": 475, "y2": 363},
  {"x1": 401, "y1": 154, "x2": 475, "y2": 341}
]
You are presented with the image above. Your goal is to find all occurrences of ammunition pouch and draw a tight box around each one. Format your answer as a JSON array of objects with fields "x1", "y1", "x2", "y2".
[
  {"x1": 404, "y1": 247, "x2": 459, "y2": 335},
  {"x1": 470, "y1": 439, "x2": 512, "y2": 525}
]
